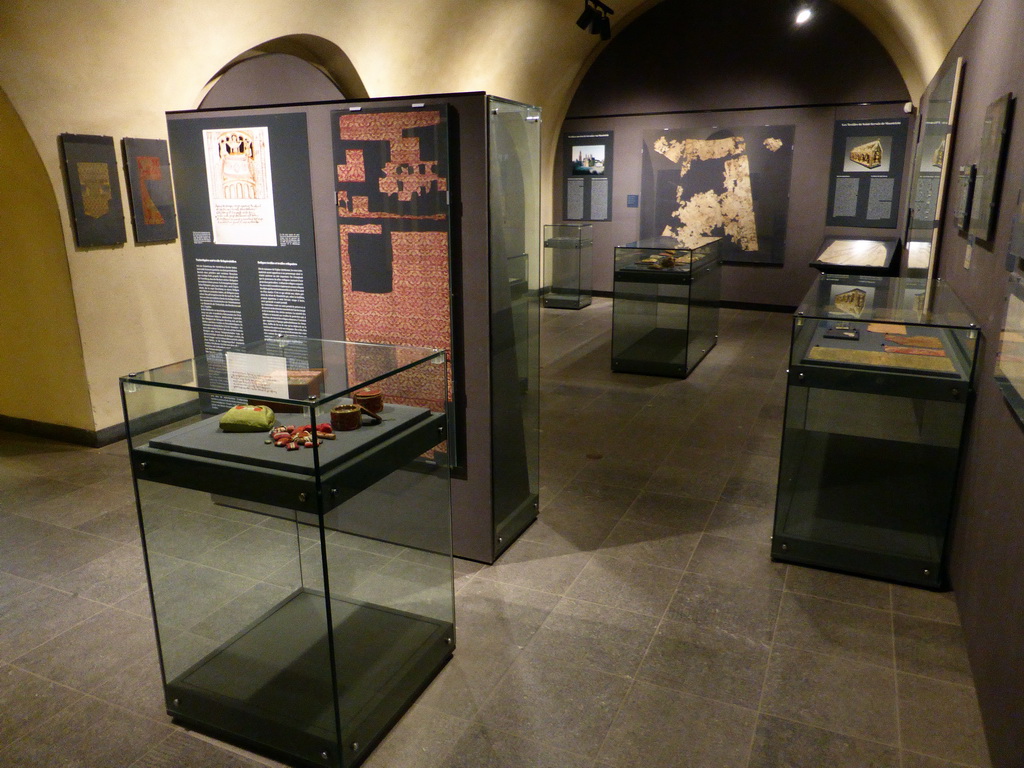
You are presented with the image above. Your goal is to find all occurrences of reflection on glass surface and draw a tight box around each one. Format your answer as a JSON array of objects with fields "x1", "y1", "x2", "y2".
[
  {"x1": 995, "y1": 273, "x2": 1024, "y2": 420},
  {"x1": 544, "y1": 223, "x2": 593, "y2": 309},
  {"x1": 611, "y1": 237, "x2": 722, "y2": 378},
  {"x1": 905, "y1": 57, "x2": 964, "y2": 280},
  {"x1": 775, "y1": 274, "x2": 979, "y2": 588},
  {"x1": 121, "y1": 339, "x2": 453, "y2": 767},
  {"x1": 488, "y1": 97, "x2": 541, "y2": 551}
]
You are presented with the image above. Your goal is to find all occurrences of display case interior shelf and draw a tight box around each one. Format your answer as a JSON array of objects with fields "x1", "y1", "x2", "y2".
[
  {"x1": 773, "y1": 275, "x2": 979, "y2": 588},
  {"x1": 611, "y1": 236, "x2": 722, "y2": 378},
  {"x1": 122, "y1": 337, "x2": 453, "y2": 768}
]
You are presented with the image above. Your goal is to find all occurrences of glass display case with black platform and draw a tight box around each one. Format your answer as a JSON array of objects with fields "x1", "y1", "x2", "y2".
[
  {"x1": 611, "y1": 236, "x2": 722, "y2": 377},
  {"x1": 121, "y1": 338, "x2": 453, "y2": 768},
  {"x1": 543, "y1": 223, "x2": 593, "y2": 309},
  {"x1": 773, "y1": 275, "x2": 979, "y2": 589}
]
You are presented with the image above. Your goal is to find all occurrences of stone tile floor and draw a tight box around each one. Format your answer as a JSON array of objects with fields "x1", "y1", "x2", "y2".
[{"x1": 0, "y1": 300, "x2": 992, "y2": 767}]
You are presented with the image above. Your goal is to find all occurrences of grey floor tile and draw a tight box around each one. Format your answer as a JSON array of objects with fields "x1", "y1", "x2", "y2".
[
  {"x1": 620, "y1": 490, "x2": 714, "y2": 532},
  {"x1": 601, "y1": 680, "x2": 757, "y2": 768},
  {"x1": 454, "y1": 579, "x2": 560, "y2": 647},
  {"x1": 785, "y1": 565, "x2": 892, "y2": 610},
  {"x1": 598, "y1": 518, "x2": 701, "y2": 570},
  {"x1": 41, "y1": 542, "x2": 148, "y2": 605},
  {"x1": 543, "y1": 480, "x2": 640, "y2": 519},
  {"x1": 0, "y1": 570, "x2": 37, "y2": 603},
  {"x1": 141, "y1": 509, "x2": 252, "y2": 561},
  {"x1": 647, "y1": 448, "x2": 736, "y2": 501},
  {"x1": 150, "y1": 565, "x2": 259, "y2": 631},
  {"x1": 17, "y1": 478, "x2": 135, "y2": 528},
  {"x1": 1, "y1": 523, "x2": 122, "y2": 581},
  {"x1": 414, "y1": 636, "x2": 521, "y2": 720},
  {"x1": 687, "y1": 534, "x2": 787, "y2": 589},
  {"x1": 0, "y1": 585, "x2": 105, "y2": 664},
  {"x1": 75, "y1": 500, "x2": 145, "y2": 543},
  {"x1": 718, "y1": 476, "x2": 776, "y2": 508},
  {"x1": 187, "y1": 581, "x2": 295, "y2": 642},
  {"x1": 0, "y1": 695, "x2": 172, "y2": 767},
  {"x1": 476, "y1": 653, "x2": 632, "y2": 757},
  {"x1": 762, "y1": 646, "x2": 898, "y2": 745},
  {"x1": 435, "y1": 722, "x2": 593, "y2": 768},
  {"x1": 15, "y1": 606, "x2": 156, "y2": 693},
  {"x1": 774, "y1": 592, "x2": 894, "y2": 668},
  {"x1": 664, "y1": 572, "x2": 781, "y2": 645},
  {"x1": 0, "y1": 665, "x2": 84, "y2": 746},
  {"x1": 894, "y1": 613, "x2": 974, "y2": 685},
  {"x1": 565, "y1": 553, "x2": 683, "y2": 616},
  {"x1": 639, "y1": 615, "x2": 769, "y2": 708},
  {"x1": 703, "y1": 500, "x2": 774, "y2": 544},
  {"x1": 192, "y1": 525, "x2": 310, "y2": 581},
  {"x1": 892, "y1": 585, "x2": 960, "y2": 625},
  {"x1": 519, "y1": 504, "x2": 622, "y2": 554},
  {"x1": 526, "y1": 597, "x2": 659, "y2": 677},
  {"x1": 898, "y1": 673, "x2": 992, "y2": 767},
  {"x1": 901, "y1": 751, "x2": 978, "y2": 768},
  {"x1": 360, "y1": 701, "x2": 468, "y2": 768},
  {"x1": 132, "y1": 729, "x2": 283, "y2": 767},
  {"x1": 748, "y1": 714, "x2": 899, "y2": 768},
  {"x1": 475, "y1": 540, "x2": 592, "y2": 595},
  {"x1": 90, "y1": 649, "x2": 169, "y2": 723}
]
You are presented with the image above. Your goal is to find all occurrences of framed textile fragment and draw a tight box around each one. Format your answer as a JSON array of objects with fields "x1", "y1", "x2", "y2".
[
  {"x1": 640, "y1": 125, "x2": 794, "y2": 265},
  {"x1": 122, "y1": 137, "x2": 178, "y2": 243},
  {"x1": 968, "y1": 93, "x2": 1015, "y2": 243},
  {"x1": 59, "y1": 133, "x2": 127, "y2": 248},
  {"x1": 330, "y1": 105, "x2": 452, "y2": 410}
]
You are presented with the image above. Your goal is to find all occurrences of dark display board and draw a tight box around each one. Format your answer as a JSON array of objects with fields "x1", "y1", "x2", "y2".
[
  {"x1": 59, "y1": 133, "x2": 127, "y2": 248},
  {"x1": 330, "y1": 105, "x2": 451, "y2": 407},
  {"x1": 122, "y1": 137, "x2": 178, "y2": 243},
  {"x1": 562, "y1": 130, "x2": 613, "y2": 221},
  {"x1": 968, "y1": 93, "x2": 1014, "y2": 243},
  {"x1": 166, "y1": 111, "x2": 320, "y2": 399},
  {"x1": 826, "y1": 118, "x2": 909, "y2": 228},
  {"x1": 640, "y1": 125, "x2": 794, "y2": 265}
]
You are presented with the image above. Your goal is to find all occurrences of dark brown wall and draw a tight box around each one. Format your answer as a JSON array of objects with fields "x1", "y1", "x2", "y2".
[
  {"x1": 558, "y1": 0, "x2": 911, "y2": 306},
  {"x1": 929, "y1": 1, "x2": 1024, "y2": 764}
]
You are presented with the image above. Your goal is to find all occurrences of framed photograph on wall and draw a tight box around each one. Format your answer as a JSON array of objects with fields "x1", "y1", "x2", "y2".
[
  {"x1": 122, "y1": 137, "x2": 178, "y2": 243},
  {"x1": 59, "y1": 133, "x2": 127, "y2": 248},
  {"x1": 968, "y1": 92, "x2": 1015, "y2": 242}
]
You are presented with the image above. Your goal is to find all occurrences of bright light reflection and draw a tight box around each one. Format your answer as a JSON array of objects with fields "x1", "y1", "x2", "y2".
[{"x1": 795, "y1": 7, "x2": 812, "y2": 24}]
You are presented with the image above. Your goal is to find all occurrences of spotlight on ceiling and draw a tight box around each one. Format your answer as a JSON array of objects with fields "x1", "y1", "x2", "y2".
[
  {"x1": 795, "y1": 6, "x2": 813, "y2": 24},
  {"x1": 576, "y1": 0, "x2": 614, "y2": 40}
]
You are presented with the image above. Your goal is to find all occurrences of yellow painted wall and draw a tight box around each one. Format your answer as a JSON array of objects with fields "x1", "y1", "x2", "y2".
[
  {"x1": 0, "y1": 0, "x2": 981, "y2": 435},
  {"x1": 0, "y1": 87, "x2": 93, "y2": 430}
]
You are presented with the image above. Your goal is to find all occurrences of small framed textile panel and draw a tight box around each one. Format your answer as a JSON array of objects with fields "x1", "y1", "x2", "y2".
[
  {"x1": 123, "y1": 137, "x2": 178, "y2": 243},
  {"x1": 59, "y1": 133, "x2": 127, "y2": 248}
]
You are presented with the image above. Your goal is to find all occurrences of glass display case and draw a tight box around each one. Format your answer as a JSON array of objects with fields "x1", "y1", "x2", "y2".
[
  {"x1": 773, "y1": 275, "x2": 979, "y2": 588},
  {"x1": 543, "y1": 223, "x2": 593, "y2": 309},
  {"x1": 487, "y1": 96, "x2": 541, "y2": 558},
  {"x1": 611, "y1": 236, "x2": 722, "y2": 378},
  {"x1": 121, "y1": 338, "x2": 453, "y2": 768}
]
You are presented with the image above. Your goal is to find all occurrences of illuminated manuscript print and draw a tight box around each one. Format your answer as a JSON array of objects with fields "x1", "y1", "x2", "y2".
[
  {"x1": 641, "y1": 125, "x2": 794, "y2": 264},
  {"x1": 331, "y1": 107, "x2": 451, "y2": 407},
  {"x1": 202, "y1": 126, "x2": 277, "y2": 246}
]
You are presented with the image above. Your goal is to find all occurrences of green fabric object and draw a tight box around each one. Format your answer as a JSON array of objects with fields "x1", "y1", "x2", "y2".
[{"x1": 219, "y1": 404, "x2": 276, "y2": 432}]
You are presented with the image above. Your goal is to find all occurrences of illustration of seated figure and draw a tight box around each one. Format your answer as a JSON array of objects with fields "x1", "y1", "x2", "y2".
[{"x1": 218, "y1": 131, "x2": 257, "y2": 199}]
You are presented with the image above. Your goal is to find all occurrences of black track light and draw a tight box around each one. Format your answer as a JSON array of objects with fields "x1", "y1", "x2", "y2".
[{"x1": 576, "y1": 0, "x2": 614, "y2": 39}]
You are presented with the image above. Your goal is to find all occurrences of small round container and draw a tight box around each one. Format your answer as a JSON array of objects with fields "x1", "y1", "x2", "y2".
[
  {"x1": 352, "y1": 387, "x2": 384, "y2": 413},
  {"x1": 330, "y1": 404, "x2": 362, "y2": 431}
]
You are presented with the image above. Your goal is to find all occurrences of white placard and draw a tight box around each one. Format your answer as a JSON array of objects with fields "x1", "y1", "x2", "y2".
[
  {"x1": 225, "y1": 352, "x2": 288, "y2": 398},
  {"x1": 203, "y1": 126, "x2": 277, "y2": 246}
]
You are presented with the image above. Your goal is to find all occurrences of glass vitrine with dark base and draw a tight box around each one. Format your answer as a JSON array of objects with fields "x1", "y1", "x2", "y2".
[
  {"x1": 543, "y1": 223, "x2": 593, "y2": 309},
  {"x1": 773, "y1": 275, "x2": 979, "y2": 589},
  {"x1": 121, "y1": 338, "x2": 453, "y2": 767},
  {"x1": 612, "y1": 236, "x2": 722, "y2": 378}
]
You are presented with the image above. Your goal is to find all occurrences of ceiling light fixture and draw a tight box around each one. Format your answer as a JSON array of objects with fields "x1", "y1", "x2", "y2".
[
  {"x1": 795, "y1": 6, "x2": 813, "y2": 25},
  {"x1": 576, "y1": 0, "x2": 614, "y2": 41}
]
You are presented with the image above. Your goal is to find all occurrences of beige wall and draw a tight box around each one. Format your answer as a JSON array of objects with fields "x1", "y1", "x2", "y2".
[{"x1": 0, "y1": 0, "x2": 981, "y2": 435}]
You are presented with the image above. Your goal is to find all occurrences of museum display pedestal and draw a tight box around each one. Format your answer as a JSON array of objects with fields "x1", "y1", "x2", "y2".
[
  {"x1": 543, "y1": 223, "x2": 593, "y2": 309},
  {"x1": 773, "y1": 275, "x2": 979, "y2": 588},
  {"x1": 611, "y1": 236, "x2": 722, "y2": 378},
  {"x1": 121, "y1": 338, "x2": 453, "y2": 768}
]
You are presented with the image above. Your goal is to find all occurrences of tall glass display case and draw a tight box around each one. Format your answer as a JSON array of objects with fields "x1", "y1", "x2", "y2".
[
  {"x1": 612, "y1": 236, "x2": 722, "y2": 378},
  {"x1": 543, "y1": 223, "x2": 593, "y2": 309},
  {"x1": 121, "y1": 338, "x2": 453, "y2": 768},
  {"x1": 488, "y1": 97, "x2": 541, "y2": 558},
  {"x1": 773, "y1": 275, "x2": 979, "y2": 588}
]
